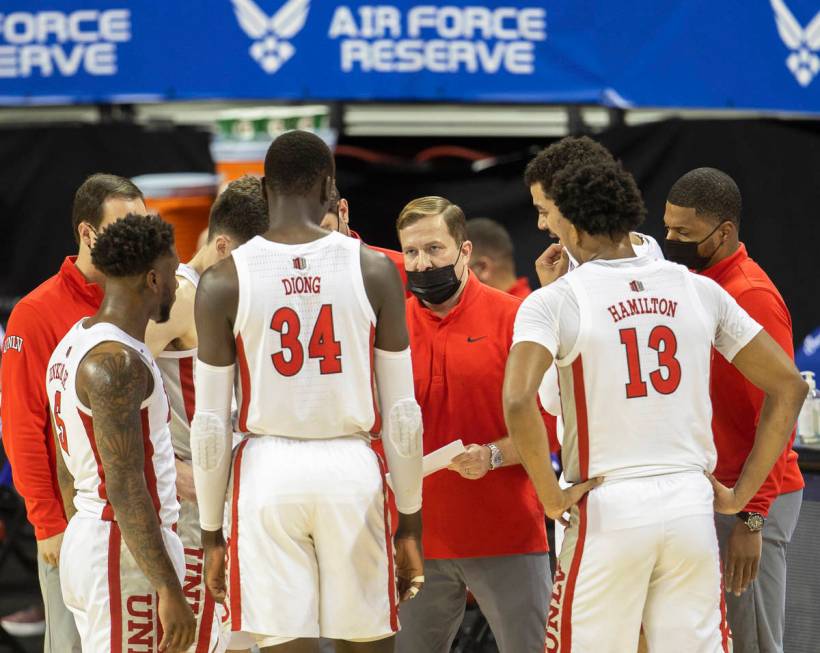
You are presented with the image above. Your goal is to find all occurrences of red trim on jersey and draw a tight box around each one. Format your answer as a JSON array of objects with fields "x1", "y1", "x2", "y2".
[
  {"x1": 195, "y1": 589, "x2": 216, "y2": 653},
  {"x1": 375, "y1": 453, "x2": 399, "y2": 631},
  {"x1": 140, "y1": 408, "x2": 161, "y2": 520},
  {"x1": 368, "y1": 325, "x2": 383, "y2": 435},
  {"x1": 235, "y1": 335, "x2": 251, "y2": 433},
  {"x1": 79, "y1": 410, "x2": 114, "y2": 521},
  {"x1": 229, "y1": 439, "x2": 249, "y2": 631},
  {"x1": 108, "y1": 522, "x2": 123, "y2": 653},
  {"x1": 179, "y1": 356, "x2": 196, "y2": 424},
  {"x1": 571, "y1": 357, "x2": 590, "y2": 480},
  {"x1": 560, "y1": 497, "x2": 588, "y2": 651}
]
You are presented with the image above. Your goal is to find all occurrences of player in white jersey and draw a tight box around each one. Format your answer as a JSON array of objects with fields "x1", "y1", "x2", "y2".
[
  {"x1": 46, "y1": 215, "x2": 196, "y2": 653},
  {"x1": 191, "y1": 131, "x2": 424, "y2": 653},
  {"x1": 503, "y1": 160, "x2": 807, "y2": 652},
  {"x1": 145, "y1": 176, "x2": 268, "y2": 653}
]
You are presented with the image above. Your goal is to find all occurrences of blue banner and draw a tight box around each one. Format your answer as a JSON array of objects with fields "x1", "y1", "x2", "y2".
[{"x1": 1, "y1": 0, "x2": 819, "y2": 112}]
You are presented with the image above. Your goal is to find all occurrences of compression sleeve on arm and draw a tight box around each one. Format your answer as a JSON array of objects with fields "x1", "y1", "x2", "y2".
[
  {"x1": 191, "y1": 360, "x2": 235, "y2": 531},
  {"x1": 375, "y1": 347, "x2": 423, "y2": 514}
]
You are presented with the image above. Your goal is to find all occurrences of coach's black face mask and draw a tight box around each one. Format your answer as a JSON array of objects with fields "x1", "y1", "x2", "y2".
[
  {"x1": 663, "y1": 223, "x2": 723, "y2": 271},
  {"x1": 406, "y1": 248, "x2": 463, "y2": 305}
]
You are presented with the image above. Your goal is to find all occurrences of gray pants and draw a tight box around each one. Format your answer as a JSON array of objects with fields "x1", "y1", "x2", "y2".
[
  {"x1": 395, "y1": 553, "x2": 550, "y2": 653},
  {"x1": 37, "y1": 557, "x2": 81, "y2": 653},
  {"x1": 715, "y1": 489, "x2": 802, "y2": 653}
]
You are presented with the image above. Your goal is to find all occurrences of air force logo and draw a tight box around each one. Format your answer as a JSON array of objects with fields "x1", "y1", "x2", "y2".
[
  {"x1": 231, "y1": 0, "x2": 310, "y2": 73},
  {"x1": 771, "y1": 0, "x2": 820, "y2": 87}
]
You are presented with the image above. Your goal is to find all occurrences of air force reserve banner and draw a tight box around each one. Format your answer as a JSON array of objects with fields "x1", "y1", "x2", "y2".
[{"x1": 0, "y1": 0, "x2": 818, "y2": 112}]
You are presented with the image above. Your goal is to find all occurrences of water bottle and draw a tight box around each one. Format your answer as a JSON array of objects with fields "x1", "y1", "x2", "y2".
[{"x1": 797, "y1": 371, "x2": 818, "y2": 445}]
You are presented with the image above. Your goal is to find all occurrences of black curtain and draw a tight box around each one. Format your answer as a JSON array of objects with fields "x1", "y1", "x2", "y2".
[
  {"x1": 337, "y1": 119, "x2": 820, "y2": 343},
  {"x1": 0, "y1": 123, "x2": 213, "y2": 317}
]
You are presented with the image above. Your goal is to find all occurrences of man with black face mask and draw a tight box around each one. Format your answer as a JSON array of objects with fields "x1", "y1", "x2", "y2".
[
  {"x1": 664, "y1": 168, "x2": 803, "y2": 653},
  {"x1": 396, "y1": 196, "x2": 551, "y2": 653}
]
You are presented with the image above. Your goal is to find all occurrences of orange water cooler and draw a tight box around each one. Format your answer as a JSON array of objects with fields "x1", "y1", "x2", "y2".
[{"x1": 131, "y1": 173, "x2": 220, "y2": 261}]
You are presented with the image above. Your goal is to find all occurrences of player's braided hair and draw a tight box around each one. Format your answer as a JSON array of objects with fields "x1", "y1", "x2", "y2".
[
  {"x1": 551, "y1": 160, "x2": 646, "y2": 238},
  {"x1": 524, "y1": 136, "x2": 615, "y2": 196},
  {"x1": 209, "y1": 175, "x2": 269, "y2": 243},
  {"x1": 91, "y1": 214, "x2": 175, "y2": 277}
]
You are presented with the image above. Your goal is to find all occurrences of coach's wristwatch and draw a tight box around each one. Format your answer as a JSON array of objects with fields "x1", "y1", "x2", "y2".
[
  {"x1": 486, "y1": 443, "x2": 503, "y2": 471},
  {"x1": 737, "y1": 511, "x2": 765, "y2": 532}
]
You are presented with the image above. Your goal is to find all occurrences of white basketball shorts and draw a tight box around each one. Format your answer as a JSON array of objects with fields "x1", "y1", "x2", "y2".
[
  {"x1": 59, "y1": 514, "x2": 186, "y2": 653},
  {"x1": 177, "y1": 496, "x2": 228, "y2": 652},
  {"x1": 547, "y1": 471, "x2": 729, "y2": 653},
  {"x1": 225, "y1": 435, "x2": 399, "y2": 643}
]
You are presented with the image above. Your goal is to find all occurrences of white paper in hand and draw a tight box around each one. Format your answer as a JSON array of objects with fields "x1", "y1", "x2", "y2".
[{"x1": 386, "y1": 439, "x2": 466, "y2": 489}]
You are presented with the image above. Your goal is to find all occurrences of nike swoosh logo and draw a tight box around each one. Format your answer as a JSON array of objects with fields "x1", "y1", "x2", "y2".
[{"x1": 467, "y1": 336, "x2": 487, "y2": 343}]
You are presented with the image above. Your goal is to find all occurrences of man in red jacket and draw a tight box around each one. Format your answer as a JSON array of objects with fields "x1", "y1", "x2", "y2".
[
  {"x1": 394, "y1": 196, "x2": 549, "y2": 653},
  {"x1": 664, "y1": 167, "x2": 803, "y2": 653},
  {"x1": 1, "y1": 174, "x2": 145, "y2": 651}
]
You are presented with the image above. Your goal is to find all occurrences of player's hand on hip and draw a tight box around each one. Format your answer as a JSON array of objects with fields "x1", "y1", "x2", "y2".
[
  {"x1": 724, "y1": 520, "x2": 762, "y2": 597},
  {"x1": 448, "y1": 444, "x2": 491, "y2": 480},
  {"x1": 36, "y1": 531, "x2": 64, "y2": 567},
  {"x1": 395, "y1": 534, "x2": 424, "y2": 602},
  {"x1": 535, "y1": 244, "x2": 569, "y2": 287},
  {"x1": 157, "y1": 586, "x2": 196, "y2": 652},
  {"x1": 202, "y1": 529, "x2": 227, "y2": 604},
  {"x1": 706, "y1": 473, "x2": 743, "y2": 514},
  {"x1": 546, "y1": 477, "x2": 603, "y2": 527}
]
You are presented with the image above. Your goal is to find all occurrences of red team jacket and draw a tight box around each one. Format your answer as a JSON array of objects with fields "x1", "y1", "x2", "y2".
[
  {"x1": 1, "y1": 257, "x2": 103, "y2": 539},
  {"x1": 701, "y1": 244, "x2": 803, "y2": 516},
  {"x1": 406, "y1": 273, "x2": 548, "y2": 559}
]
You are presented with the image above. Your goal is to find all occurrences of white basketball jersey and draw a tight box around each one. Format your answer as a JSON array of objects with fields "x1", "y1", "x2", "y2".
[
  {"x1": 540, "y1": 236, "x2": 664, "y2": 419},
  {"x1": 231, "y1": 232, "x2": 380, "y2": 439},
  {"x1": 157, "y1": 264, "x2": 200, "y2": 460},
  {"x1": 514, "y1": 257, "x2": 761, "y2": 483},
  {"x1": 46, "y1": 320, "x2": 179, "y2": 527}
]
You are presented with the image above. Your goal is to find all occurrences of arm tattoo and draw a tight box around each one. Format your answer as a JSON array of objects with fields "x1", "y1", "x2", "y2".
[{"x1": 82, "y1": 346, "x2": 181, "y2": 594}]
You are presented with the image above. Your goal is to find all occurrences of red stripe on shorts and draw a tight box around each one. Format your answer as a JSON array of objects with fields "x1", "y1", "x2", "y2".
[
  {"x1": 179, "y1": 355, "x2": 196, "y2": 424},
  {"x1": 719, "y1": 568, "x2": 730, "y2": 652},
  {"x1": 195, "y1": 587, "x2": 216, "y2": 653},
  {"x1": 571, "y1": 356, "x2": 590, "y2": 480},
  {"x1": 235, "y1": 335, "x2": 251, "y2": 432},
  {"x1": 108, "y1": 522, "x2": 123, "y2": 653},
  {"x1": 229, "y1": 439, "x2": 249, "y2": 631},
  {"x1": 560, "y1": 496, "x2": 588, "y2": 651},
  {"x1": 375, "y1": 453, "x2": 399, "y2": 631}
]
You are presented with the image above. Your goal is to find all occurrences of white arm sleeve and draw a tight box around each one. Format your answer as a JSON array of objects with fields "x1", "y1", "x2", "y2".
[
  {"x1": 375, "y1": 347, "x2": 423, "y2": 514},
  {"x1": 191, "y1": 360, "x2": 235, "y2": 531}
]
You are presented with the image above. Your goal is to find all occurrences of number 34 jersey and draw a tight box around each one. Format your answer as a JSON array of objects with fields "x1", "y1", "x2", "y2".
[
  {"x1": 513, "y1": 257, "x2": 762, "y2": 484},
  {"x1": 231, "y1": 232, "x2": 381, "y2": 440}
]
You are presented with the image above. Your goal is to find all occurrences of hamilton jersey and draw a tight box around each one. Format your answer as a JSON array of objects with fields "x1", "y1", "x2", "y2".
[
  {"x1": 46, "y1": 320, "x2": 179, "y2": 527},
  {"x1": 514, "y1": 257, "x2": 762, "y2": 483},
  {"x1": 231, "y1": 232, "x2": 380, "y2": 439},
  {"x1": 156, "y1": 264, "x2": 200, "y2": 461}
]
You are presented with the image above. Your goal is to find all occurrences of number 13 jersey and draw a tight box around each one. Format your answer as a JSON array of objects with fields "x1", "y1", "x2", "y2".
[
  {"x1": 513, "y1": 256, "x2": 761, "y2": 484},
  {"x1": 231, "y1": 232, "x2": 381, "y2": 439}
]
